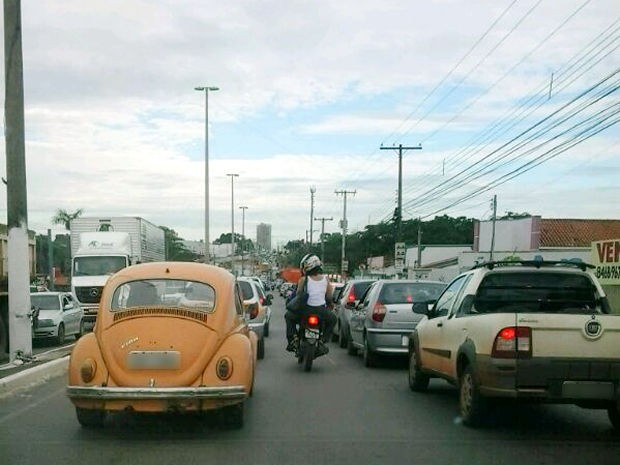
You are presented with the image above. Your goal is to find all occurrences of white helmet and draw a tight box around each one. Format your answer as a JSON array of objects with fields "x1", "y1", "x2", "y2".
[
  {"x1": 299, "y1": 254, "x2": 312, "y2": 269},
  {"x1": 302, "y1": 255, "x2": 322, "y2": 274}
]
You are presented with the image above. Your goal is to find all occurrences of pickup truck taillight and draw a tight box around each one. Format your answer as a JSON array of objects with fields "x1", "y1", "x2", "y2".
[
  {"x1": 491, "y1": 326, "x2": 532, "y2": 358},
  {"x1": 372, "y1": 303, "x2": 386, "y2": 322}
]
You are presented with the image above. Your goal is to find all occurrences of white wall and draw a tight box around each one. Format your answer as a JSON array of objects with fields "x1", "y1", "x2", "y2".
[{"x1": 477, "y1": 217, "x2": 536, "y2": 252}]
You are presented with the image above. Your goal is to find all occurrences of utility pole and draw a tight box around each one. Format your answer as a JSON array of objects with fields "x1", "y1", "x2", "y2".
[
  {"x1": 47, "y1": 229, "x2": 54, "y2": 291},
  {"x1": 239, "y1": 206, "x2": 248, "y2": 276},
  {"x1": 416, "y1": 217, "x2": 422, "y2": 270},
  {"x1": 490, "y1": 195, "x2": 497, "y2": 261},
  {"x1": 380, "y1": 143, "x2": 422, "y2": 243},
  {"x1": 4, "y1": 0, "x2": 33, "y2": 362},
  {"x1": 226, "y1": 173, "x2": 239, "y2": 273},
  {"x1": 335, "y1": 189, "x2": 356, "y2": 280},
  {"x1": 309, "y1": 186, "x2": 316, "y2": 246},
  {"x1": 314, "y1": 216, "x2": 333, "y2": 263}
]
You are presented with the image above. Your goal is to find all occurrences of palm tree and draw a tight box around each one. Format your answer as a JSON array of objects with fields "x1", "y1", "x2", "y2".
[{"x1": 51, "y1": 208, "x2": 84, "y2": 230}]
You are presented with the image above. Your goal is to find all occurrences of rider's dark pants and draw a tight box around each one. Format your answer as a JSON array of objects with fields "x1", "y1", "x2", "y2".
[{"x1": 285, "y1": 304, "x2": 336, "y2": 343}]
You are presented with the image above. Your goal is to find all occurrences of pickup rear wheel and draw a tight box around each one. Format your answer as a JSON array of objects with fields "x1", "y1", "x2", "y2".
[
  {"x1": 408, "y1": 346, "x2": 429, "y2": 392},
  {"x1": 608, "y1": 402, "x2": 620, "y2": 430},
  {"x1": 459, "y1": 364, "x2": 486, "y2": 427}
]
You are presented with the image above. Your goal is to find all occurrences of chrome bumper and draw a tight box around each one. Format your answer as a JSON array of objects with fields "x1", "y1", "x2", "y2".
[{"x1": 67, "y1": 385, "x2": 247, "y2": 400}]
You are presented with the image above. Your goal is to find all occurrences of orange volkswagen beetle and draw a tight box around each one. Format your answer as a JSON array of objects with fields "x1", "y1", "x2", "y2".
[{"x1": 66, "y1": 262, "x2": 257, "y2": 429}]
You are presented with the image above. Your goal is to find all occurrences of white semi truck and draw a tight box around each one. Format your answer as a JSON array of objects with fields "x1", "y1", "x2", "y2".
[{"x1": 70, "y1": 217, "x2": 166, "y2": 329}]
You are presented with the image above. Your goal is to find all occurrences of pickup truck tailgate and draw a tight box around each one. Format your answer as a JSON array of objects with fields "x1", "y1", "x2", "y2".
[{"x1": 516, "y1": 313, "x2": 620, "y2": 392}]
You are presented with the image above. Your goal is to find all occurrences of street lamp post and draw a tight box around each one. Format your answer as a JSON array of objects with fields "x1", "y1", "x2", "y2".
[
  {"x1": 227, "y1": 173, "x2": 239, "y2": 273},
  {"x1": 239, "y1": 206, "x2": 248, "y2": 276},
  {"x1": 195, "y1": 85, "x2": 219, "y2": 262}
]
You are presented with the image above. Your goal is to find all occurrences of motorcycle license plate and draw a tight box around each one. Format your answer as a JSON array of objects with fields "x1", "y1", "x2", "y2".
[{"x1": 304, "y1": 329, "x2": 319, "y2": 340}]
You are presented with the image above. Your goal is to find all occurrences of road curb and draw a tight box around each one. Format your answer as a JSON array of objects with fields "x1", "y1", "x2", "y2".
[{"x1": 0, "y1": 356, "x2": 69, "y2": 398}]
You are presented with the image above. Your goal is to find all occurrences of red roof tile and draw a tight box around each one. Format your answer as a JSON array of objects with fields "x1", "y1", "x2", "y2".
[{"x1": 540, "y1": 219, "x2": 620, "y2": 247}]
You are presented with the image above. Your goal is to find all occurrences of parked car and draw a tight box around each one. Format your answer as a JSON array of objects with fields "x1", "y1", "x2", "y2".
[
  {"x1": 32, "y1": 291, "x2": 84, "y2": 344},
  {"x1": 237, "y1": 276, "x2": 272, "y2": 359},
  {"x1": 66, "y1": 262, "x2": 258, "y2": 429},
  {"x1": 349, "y1": 279, "x2": 446, "y2": 367},
  {"x1": 407, "y1": 259, "x2": 620, "y2": 429},
  {"x1": 333, "y1": 279, "x2": 376, "y2": 349}
]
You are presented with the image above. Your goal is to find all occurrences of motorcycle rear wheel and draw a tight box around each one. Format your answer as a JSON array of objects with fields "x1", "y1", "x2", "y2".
[{"x1": 303, "y1": 344, "x2": 316, "y2": 372}]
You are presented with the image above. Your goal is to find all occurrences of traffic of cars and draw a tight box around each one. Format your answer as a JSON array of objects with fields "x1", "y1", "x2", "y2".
[{"x1": 61, "y1": 260, "x2": 619, "y2": 432}]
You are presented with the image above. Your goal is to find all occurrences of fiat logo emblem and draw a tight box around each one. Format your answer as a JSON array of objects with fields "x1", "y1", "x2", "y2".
[
  {"x1": 584, "y1": 316, "x2": 602, "y2": 339},
  {"x1": 89, "y1": 288, "x2": 100, "y2": 298}
]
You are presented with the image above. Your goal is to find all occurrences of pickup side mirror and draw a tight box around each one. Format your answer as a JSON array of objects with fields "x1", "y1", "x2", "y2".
[{"x1": 412, "y1": 302, "x2": 429, "y2": 315}]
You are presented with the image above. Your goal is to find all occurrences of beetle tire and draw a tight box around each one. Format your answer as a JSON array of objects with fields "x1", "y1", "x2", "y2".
[{"x1": 76, "y1": 407, "x2": 105, "y2": 428}]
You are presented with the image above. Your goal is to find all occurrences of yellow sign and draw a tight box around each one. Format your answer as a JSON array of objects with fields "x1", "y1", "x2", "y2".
[{"x1": 592, "y1": 239, "x2": 620, "y2": 285}]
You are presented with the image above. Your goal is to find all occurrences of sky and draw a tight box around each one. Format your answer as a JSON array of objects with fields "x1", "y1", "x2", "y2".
[{"x1": 0, "y1": 0, "x2": 618, "y2": 248}]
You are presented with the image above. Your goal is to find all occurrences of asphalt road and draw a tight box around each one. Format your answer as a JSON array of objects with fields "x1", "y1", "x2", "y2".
[{"x1": 0, "y1": 294, "x2": 618, "y2": 465}]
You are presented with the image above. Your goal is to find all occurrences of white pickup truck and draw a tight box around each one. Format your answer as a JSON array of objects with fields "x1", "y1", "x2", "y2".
[{"x1": 407, "y1": 259, "x2": 620, "y2": 430}]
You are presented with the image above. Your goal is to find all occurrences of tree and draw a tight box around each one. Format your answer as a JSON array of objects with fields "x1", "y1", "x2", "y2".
[
  {"x1": 51, "y1": 208, "x2": 84, "y2": 230},
  {"x1": 160, "y1": 226, "x2": 200, "y2": 261}
]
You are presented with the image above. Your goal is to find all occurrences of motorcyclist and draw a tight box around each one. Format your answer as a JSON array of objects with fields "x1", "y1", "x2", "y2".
[{"x1": 284, "y1": 254, "x2": 336, "y2": 355}]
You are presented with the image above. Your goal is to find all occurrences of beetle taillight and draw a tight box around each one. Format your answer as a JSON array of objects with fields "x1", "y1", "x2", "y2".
[
  {"x1": 372, "y1": 303, "x2": 386, "y2": 322},
  {"x1": 492, "y1": 326, "x2": 532, "y2": 358}
]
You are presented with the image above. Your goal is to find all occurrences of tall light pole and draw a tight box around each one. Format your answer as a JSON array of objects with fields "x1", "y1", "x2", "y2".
[
  {"x1": 195, "y1": 85, "x2": 219, "y2": 262},
  {"x1": 239, "y1": 205, "x2": 248, "y2": 276},
  {"x1": 227, "y1": 173, "x2": 239, "y2": 271},
  {"x1": 309, "y1": 186, "x2": 316, "y2": 246}
]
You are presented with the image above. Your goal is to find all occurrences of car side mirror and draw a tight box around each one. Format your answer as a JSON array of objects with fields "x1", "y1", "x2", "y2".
[
  {"x1": 265, "y1": 295, "x2": 273, "y2": 305},
  {"x1": 345, "y1": 301, "x2": 355, "y2": 309},
  {"x1": 412, "y1": 302, "x2": 429, "y2": 315}
]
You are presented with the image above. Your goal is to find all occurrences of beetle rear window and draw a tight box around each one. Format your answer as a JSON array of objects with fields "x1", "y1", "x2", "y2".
[{"x1": 111, "y1": 279, "x2": 216, "y2": 313}]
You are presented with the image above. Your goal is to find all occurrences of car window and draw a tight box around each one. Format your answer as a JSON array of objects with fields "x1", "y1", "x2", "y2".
[
  {"x1": 111, "y1": 279, "x2": 216, "y2": 313},
  {"x1": 433, "y1": 275, "x2": 469, "y2": 317},
  {"x1": 238, "y1": 281, "x2": 255, "y2": 300},
  {"x1": 378, "y1": 282, "x2": 446, "y2": 304},
  {"x1": 31, "y1": 294, "x2": 61, "y2": 310},
  {"x1": 234, "y1": 283, "x2": 244, "y2": 316},
  {"x1": 474, "y1": 271, "x2": 600, "y2": 314}
]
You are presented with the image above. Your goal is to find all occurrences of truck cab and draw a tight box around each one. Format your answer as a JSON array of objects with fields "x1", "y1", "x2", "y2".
[{"x1": 71, "y1": 232, "x2": 132, "y2": 330}]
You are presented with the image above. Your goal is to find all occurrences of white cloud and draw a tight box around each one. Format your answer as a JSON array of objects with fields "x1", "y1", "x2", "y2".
[{"x1": 0, "y1": 0, "x2": 617, "y2": 248}]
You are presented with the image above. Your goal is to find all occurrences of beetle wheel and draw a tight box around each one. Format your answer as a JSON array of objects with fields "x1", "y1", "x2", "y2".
[
  {"x1": 257, "y1": 337, "x2": 265, "y2": 360},
  {"x1": 76, "y1": 407, "x2": 105, "y2": 428}
]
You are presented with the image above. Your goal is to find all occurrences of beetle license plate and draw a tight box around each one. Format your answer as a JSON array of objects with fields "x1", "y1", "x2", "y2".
[{"x1": 127, "y1": 351, "x2": 181, "y2": 370}]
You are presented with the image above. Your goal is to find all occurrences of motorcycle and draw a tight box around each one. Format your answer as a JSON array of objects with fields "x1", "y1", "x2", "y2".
[{"x1": 293, "y1": 313, "x2": 326, "y2": 372}]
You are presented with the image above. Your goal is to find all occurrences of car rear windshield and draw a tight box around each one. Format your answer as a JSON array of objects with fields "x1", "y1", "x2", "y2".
[
  {"x1": 238, "y1": 281, "x2": 255, "y2": 300},
  {"x1": 473, "y1": 272, "x2": 602, "y2": 314},
  {"x1": 111, "y1": 279, "x2": 216, "y2": 313},
  {"x1": 379, "y1": 282, "x2": 446, "y2": 304}
]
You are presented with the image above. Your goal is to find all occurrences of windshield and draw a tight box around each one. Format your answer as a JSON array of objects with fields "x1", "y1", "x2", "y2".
[
  {"x1": 379, "y1": 282, "x2": 446, "y2": 304},
  {"x1": 111, "y1": 279, "x2": 216, "y2": 313},
  {"x1": 31, "y1": 295, "x2": 60, "y2": 310},
  {"x1": 73, "y1": 256, "x2": 128, "y2": 277}
]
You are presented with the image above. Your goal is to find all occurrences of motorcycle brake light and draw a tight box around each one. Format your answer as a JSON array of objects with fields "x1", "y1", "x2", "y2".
[{"x1": 307, "y1": 315, "x2": 319, "y2": 326}]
